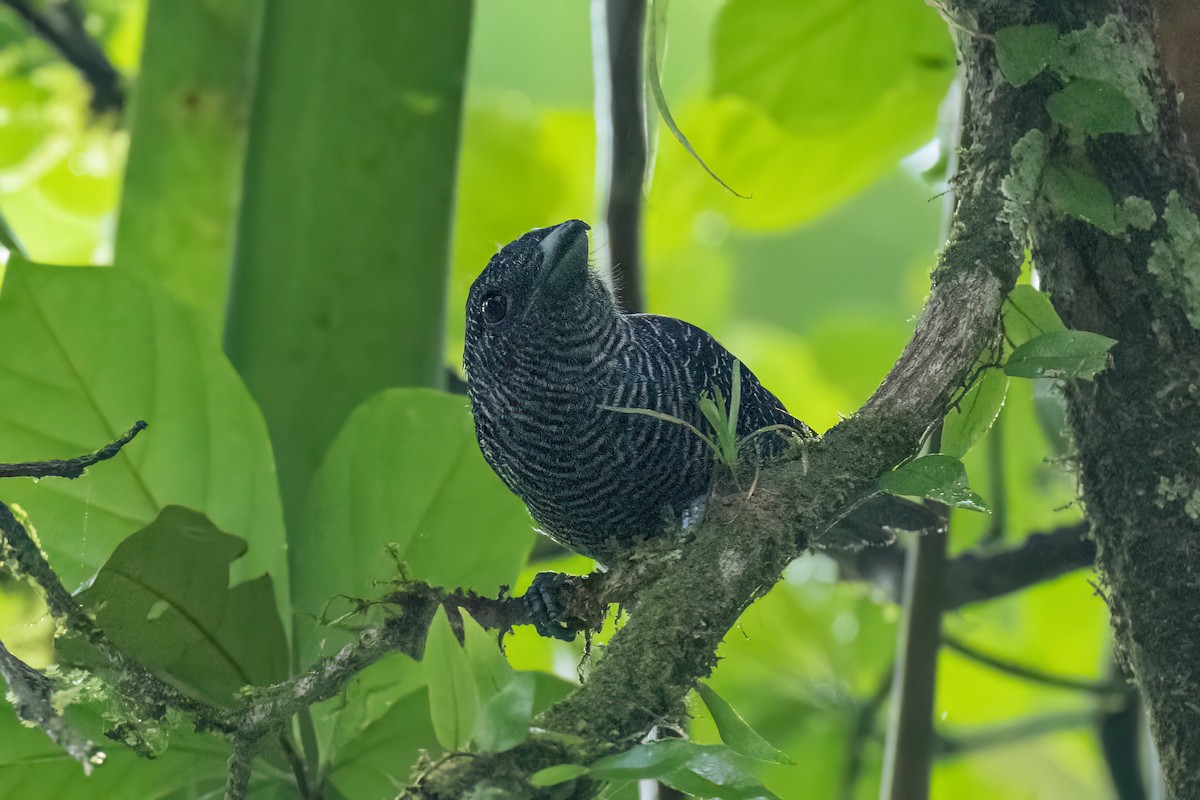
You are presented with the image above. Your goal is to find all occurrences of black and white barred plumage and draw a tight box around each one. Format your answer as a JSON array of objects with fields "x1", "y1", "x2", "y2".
[{"x1": 464, "y1": 220, "x2": 817, "y2": 563}]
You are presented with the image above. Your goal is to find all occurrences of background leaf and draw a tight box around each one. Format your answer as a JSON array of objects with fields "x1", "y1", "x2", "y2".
[
  {"x1": 713, "y1": 0, "x2": 954, "y2": 138},
  {"x1": 224, "y1": 0, "x2": 472, "y2": 540},
  {"x1": 113, "y1": 0, "x2": 264, "y2": 332},
  {"x1": 474, "y1": 672, "x2": 535, "y2": 753}
]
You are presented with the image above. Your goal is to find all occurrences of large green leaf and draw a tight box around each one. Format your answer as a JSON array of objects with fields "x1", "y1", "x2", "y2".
[
  {"x1": 326, "y1": 686, "x2": 438, "y2": 799},
  {"x1": 225, "y1": 1, "x2": 472, "y2": 535},
  {"x1": 291, "y1": 389, "x2": 534, "y2": 662},
  {"x1": 713, "y1": 0, "x2": 954, "y2": 138},
  {"x1": 114, "y1": 0, "x2": 265, "y2": 332},
  {"x1": 65, "y1": 506, "x2": 288, "y2": 706},
  {"x1": 0, "y1": 259, "x2": 288, "y2": 613}
]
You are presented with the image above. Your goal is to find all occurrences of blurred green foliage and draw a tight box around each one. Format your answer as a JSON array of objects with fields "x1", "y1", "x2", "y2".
[{"x1": 0, "y1": 1, "x2": 1114, "y2": 798}]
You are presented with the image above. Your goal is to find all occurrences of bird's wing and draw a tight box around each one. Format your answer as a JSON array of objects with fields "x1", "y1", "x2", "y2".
[{"x1": 617, "y1": 314, "x2": 814, "y2": 440}]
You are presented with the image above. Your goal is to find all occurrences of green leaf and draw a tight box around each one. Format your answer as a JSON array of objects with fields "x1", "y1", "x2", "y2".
[
  {"x1": 995, "y1": 24, "x2": 1059, "y2": 87},
  {"x1": 713, "y1": 0, "x2": 954, "y2": 137},
  {"x1": 114, "y1": 0, "x2": 264, "y2": 332},
  {"x1": 1004, "y1": 330, "x2": 1117, "y2": 381},
  {"x1": 423, "y1": 606, "x2": 478, "y2": 752},
  {"x1": 591, "y1": 741, "x2": 780, "y2": 799},
  {"x1": 0, "y1": 258, "x2": 289, "y2": 617},
  {"x1": 880, "y1": 454, "x2": 989, "y2": 512},
  {"x1": 1003, "y1": 285, "x2": 1067, "y2": 346},
  {"x1": 64, "y1": 507, "x2": 288, "y2": 705},
  {"x1": 695, "y1": 683, "x2": 794, "y2": 765},
  {"x1": 660, "y1": 748, "x2": 781, "y2": 799},
  {"x1": 225, "y1": 1, "x2": 471, "y2": 535},
  {"x1": 326, "y1": 687, "x2": 439, "y2": 798},
  {"x1": 293, "y1": 389, "x2": 534, "y2": 664},
  {"x1": 941, "y1": 368, "x2": 1009, "y2": 458},
  {"x1": 461, "y1": 609, "x2": 513, "y2": 699},
  {"x1": 529, "y1": 764, "x2": 589, "y2": 788},
  {"x1": 1041, "y1": 161, "x2": 1119, "y2": 234},
  {"x1": 1045, "y1": 79, "x2": 1141, "y2": 136},
  {"x1": 474, "y1": 673, "x2": 535, "y2": 753},
  {"x1": 589, "y1": 739, "x2": 696, "y2": 780},
  {"x1": 647, "y1": 0, "x2": 745, "y2": 198}
]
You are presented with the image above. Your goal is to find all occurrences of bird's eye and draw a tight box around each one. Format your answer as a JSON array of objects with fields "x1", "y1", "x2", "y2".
[{"x1": 482, "y1": 293, "x2": 508, "y2": 324}]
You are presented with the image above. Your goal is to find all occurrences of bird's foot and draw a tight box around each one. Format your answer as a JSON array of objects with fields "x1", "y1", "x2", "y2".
[{"x1": 523, "y1": 572, "x2": 585, "y2": 642}]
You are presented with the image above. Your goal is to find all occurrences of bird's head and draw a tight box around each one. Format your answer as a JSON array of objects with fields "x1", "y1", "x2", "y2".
[{"x1": 464, "y1": 219, "x2": 614, "y2": 376}]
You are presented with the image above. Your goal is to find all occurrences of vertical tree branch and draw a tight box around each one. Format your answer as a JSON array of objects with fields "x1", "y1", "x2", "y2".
[
  {"x1": 591, "y1": 0, "x2": 648, "y2": 312},
  {"x1": 880, "y1": 523, "x2": 948, "y2": 800}
]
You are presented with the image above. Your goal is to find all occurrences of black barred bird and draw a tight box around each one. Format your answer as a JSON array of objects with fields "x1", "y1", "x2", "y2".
[{"x1": 465, "y1": 220, "x2": 923, "y2": 576}]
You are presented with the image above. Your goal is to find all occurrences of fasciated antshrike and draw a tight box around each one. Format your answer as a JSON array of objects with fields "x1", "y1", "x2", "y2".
[{"x1": 465, "y1": 220, "x2": 923, "y2": 569}]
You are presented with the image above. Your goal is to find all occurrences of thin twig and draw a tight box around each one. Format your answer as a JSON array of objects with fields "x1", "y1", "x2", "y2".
[
  {"x1": 1098, "y1": 656, "x2": 1147, "y2": 800},
  {"x1": 225, "y1": 734, "x2": 266, "y2": 800},
  {"x1": 942, "y1": 635, "x2": 1132, "y2": 696},
  {"x1": 938, "y1": 711, "x2": 1097, "y2": 757},
  {"x1": 837, "y1": 521, "x2": 1095, "y2": 610},
  {"x1": 1, "y1": 0, "x2": 124, "y2": 114},
  {"x1": 0, "y1": 638, "x2": 103, "y2": 770},
  {"x1": 838, "y1": 662, "x2": 894, "y2": 800},
  {"x1": 0, "y1": 421, "x2": 147, "y2": 479}
]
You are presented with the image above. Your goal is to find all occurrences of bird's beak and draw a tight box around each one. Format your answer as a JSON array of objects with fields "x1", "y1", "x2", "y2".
[{"x1": 536, "y1": 219, "x2": 591, "y2": 290}]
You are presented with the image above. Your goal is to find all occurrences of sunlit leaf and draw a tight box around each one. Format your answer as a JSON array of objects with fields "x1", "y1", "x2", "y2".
[
  {"x1": 995, "y1": 24, "x2": 1059, "y2": 87},
  {"x1": 1004, "y1": 330, "x2": 1117, "y2": 381},
  {"x1": 880, "y1": 454, "x2": 988, "y2": 512},
  {"x1": 424, "y1": 606, "x2": 478, "y2": 752},
  {"x1": 696, "y1": 683, "x2": 794, "y2": 765},
  {"x1": 713, "y1": 0, "x2": 954, "y2": 137},
  {"x1": 942, "y1": 368, "x2": 1009, "y2": 458},
  {"x1": 1045, "y1": 79, "x2": 1140, "y2": 136}
]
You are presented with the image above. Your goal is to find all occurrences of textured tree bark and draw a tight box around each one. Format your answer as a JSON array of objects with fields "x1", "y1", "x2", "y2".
[{"x1": 952, "y1": 1, "x2": 1200, "y2": 797}]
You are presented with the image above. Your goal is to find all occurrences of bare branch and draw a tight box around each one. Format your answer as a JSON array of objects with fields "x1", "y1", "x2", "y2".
[
  {"x1": 0, "y1": 420, "x2": 147, "y2": 480},
  {"x1": 1, "y1": 0, "x2": 124, "y2": 114}
]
